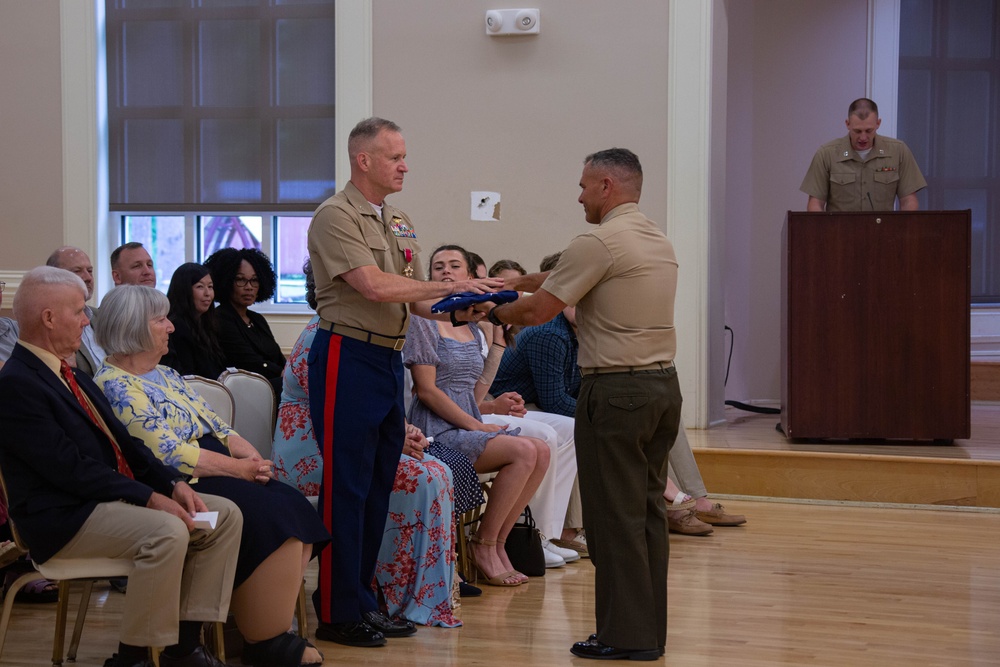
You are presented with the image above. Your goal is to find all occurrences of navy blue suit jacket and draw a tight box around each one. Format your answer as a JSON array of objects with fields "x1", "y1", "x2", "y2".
[{"x1": 0, "y1": 343, "x2": 182, "y2": 563}]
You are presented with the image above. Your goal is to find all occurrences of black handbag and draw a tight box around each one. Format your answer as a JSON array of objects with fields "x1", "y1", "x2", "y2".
[{"x1": 504, "y1": 506, "x2": 546, "y2": 577}]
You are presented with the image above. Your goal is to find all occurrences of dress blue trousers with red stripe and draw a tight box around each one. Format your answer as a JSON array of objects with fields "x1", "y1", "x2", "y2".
[{"x1": 307, "y1": 329, "x2": 406, "y2": 625}]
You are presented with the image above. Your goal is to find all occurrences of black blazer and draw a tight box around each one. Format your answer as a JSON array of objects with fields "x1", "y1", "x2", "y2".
[
  {"x1": 162, "y1": 316, "x2": 226, "y2": 380},
  {"x1": 215, "y1": 301, "x2": 286, "y2": 382},
  {"x1": 0, "y1": 344, "x2": 181, "y2": 563}
]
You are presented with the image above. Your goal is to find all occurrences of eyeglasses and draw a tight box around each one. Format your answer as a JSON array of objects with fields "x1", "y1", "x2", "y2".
[
  {"x1": 0, "y1": 281, "x2": 5, "y2": 293},
  {"x1": 234, "y1": 277, "x2": 259, "y2": 287}
]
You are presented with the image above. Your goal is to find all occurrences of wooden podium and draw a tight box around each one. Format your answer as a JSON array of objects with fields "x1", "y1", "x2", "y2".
[{"x1": 780, "y1": 210, "x2": 971, "y2": 440}]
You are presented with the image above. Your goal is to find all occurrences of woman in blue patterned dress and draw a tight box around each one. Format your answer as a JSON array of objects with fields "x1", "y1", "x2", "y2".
[
  {"x1": 93, "y1": 285, "x2": 330, "y2": 667},
  {"x1": 405, "y1": 245, "x2": 551, "y2": 587}
]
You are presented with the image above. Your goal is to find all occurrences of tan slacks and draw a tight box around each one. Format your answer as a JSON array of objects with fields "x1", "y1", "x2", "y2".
[{"x1": 49, "y1": 494, "x2": 242, "y2": 647}]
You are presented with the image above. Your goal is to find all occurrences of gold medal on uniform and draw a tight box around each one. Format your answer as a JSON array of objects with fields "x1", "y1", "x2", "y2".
[{"x1": 403, "y1": 248, "x2": 414, "y2": 277}]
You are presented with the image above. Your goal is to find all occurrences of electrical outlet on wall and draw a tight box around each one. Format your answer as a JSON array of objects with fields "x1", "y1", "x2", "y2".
[{"x1": 471, "y1": 191, "x2": 501, "y2": 221}]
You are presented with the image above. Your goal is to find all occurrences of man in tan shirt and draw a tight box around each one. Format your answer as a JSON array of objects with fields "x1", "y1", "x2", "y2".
[
  {"x1": 801, "y1": 98, "x2": 926, "y2": 212},
  {"x1": 305, "y1": 117, "x2": 499, "y2": 648},
  {"x1": 479, "y1": 148, "x2": 680, "y2": 661}
]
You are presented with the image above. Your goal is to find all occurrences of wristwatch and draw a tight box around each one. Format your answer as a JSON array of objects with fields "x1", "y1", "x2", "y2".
[{"x1": 487, "y1": 306, "x2": 503, "y2": 326}]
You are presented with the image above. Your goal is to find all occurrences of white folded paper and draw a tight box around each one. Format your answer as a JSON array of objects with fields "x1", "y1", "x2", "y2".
[{"x1": 192, "y1": 511, "x2": 218, "y2": 531}]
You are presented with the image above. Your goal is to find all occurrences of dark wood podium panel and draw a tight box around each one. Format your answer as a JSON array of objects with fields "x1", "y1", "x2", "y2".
[{"x1": 781, "y1": 211, "x2": 971, "y2": 440}]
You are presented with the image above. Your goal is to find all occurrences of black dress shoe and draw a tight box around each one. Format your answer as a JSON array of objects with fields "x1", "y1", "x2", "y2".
[
  {"x1": 315, "y1": 621, "x2": 386, "y2": 647},
  {"x1": 103, "y1": 655, "x2": 153, "y2": 667},
  {"x1": 459, "y1": 581, "x2": 483, "y2": 597},
  {"x1": 584, "y1": 633, "x2": 665, "y2": 658},
  {"x1": 570, "y1": 637, "x2": 660, "y2": 661},
  {"x1": 361, "y1": 610, "x2": 417, "y2": 637},
  {"x1": 159, "y1": 645, "x2": 226, "y2": 667}
]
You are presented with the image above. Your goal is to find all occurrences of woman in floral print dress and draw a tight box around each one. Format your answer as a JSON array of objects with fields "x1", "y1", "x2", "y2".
[{"x1": 271, "y1": 266, "x2": 462, "y2": 627}]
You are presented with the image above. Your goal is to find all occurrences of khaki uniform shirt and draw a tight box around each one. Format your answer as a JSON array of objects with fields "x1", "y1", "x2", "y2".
[
  {"x1": 541, "y1": 203, "x2": 678, "y2": 369},
  {"x1": 800, "y1": 135, "x2": 927, "y2": 212},
  {"x1": 307, "y1": 181, "x2": 424, "y2": 337}
]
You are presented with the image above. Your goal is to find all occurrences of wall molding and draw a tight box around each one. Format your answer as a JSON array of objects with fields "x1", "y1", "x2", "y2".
[
  {"x1": 868, "y1": 0, "x2": 901, "y2": 137},
  {"x1": 668, "y1": 0, "x2": 717, "y2": 427}
]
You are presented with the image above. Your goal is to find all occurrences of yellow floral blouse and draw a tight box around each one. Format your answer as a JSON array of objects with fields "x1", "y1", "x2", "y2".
[{"x1": 94, "y1": 363, "x2": 237, "y2": 477}]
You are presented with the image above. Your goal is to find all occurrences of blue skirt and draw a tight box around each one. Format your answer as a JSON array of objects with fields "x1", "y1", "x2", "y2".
[
  {"x1": 426, "y1": 441, "x2": 484, "y2": 514},
  {"x1": 192, "y1": 436, "x2": 331, "y2": 586}
]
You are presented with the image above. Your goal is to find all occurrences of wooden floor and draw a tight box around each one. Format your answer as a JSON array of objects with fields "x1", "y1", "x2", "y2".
[
  {"x1": 3, "y1": 406, "x2": 1000, "y2": 666},
  {"x1": 1, "y1": 499, "x2": 998, "y2": 666}
]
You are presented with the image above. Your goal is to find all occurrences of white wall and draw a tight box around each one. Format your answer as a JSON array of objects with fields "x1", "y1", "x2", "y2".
[
  {"x1": 723, "y1": 0, "x2": 869, "y2": 403},
  {"x1": 370, "y1": 1, "x2": 670, "y2": 277}
]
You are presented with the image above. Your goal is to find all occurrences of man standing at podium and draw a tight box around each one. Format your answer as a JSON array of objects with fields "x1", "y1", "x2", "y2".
[{"x1": 800, "y1": 98, "x2": 926, "y2": 212}]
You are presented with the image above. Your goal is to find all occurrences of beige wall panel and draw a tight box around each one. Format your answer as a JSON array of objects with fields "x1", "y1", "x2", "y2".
[
  {"x1": 370, "y1": 1, "x2": 670, "y2": 275},
  {"x1": 0, "y1": 0, "x2": 65, "y2": 269}
]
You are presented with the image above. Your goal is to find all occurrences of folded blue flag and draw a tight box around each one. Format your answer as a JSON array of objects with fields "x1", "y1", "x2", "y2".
[{"x1": 430, "y1": 290, "x2": 520, "y2": 314}]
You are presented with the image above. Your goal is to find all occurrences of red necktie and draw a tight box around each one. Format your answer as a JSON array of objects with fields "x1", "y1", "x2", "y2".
[{"x1": 60, "y1": 360, "x2": 134, "y2": 479}]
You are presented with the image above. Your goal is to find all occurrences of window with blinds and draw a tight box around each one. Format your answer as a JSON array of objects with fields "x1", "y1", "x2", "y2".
[
  {"x1": 105, "y1": 0, "x2": 335, "y2": 303},
  {"x1": 898, "y1": 0, "x2": 1000, "y2": 302}
]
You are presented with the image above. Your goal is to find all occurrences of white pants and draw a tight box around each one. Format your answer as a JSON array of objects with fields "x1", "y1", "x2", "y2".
[{"x1": 481, "y1": 411, "x2": 577, "y2": 540}]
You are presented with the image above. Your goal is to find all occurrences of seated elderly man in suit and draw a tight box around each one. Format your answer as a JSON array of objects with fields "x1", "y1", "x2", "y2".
[{"x1": 0, "y1": 266, "x2": 243, "y2": 667}]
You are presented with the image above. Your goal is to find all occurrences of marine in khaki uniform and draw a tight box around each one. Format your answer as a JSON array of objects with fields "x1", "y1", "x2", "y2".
[
  {"x1": 305, "y1": 117, "x2": 499, "y2": 648},
  {"x1": 474, "y1": 148, "x2": 681, "y2": 661},
  {"x1": 801, "y1": 98, "x2": 927, "y2": 212}
]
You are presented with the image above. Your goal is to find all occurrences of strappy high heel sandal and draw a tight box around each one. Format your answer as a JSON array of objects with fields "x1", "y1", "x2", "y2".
[
  {"x1": 469, "y1": 534, "x2": 521, "y2": 587},
  {"x1": 495, "y1": 538, "x2": 529, "y2": 583}
]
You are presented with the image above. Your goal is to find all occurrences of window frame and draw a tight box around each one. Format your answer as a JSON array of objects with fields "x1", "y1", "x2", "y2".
[
  {"x1": 113, "y1": 209, "x2": 316, "y2": 312},
  {"x1": 897, "y1": 0, "x2": 1000, "y2": 305}
]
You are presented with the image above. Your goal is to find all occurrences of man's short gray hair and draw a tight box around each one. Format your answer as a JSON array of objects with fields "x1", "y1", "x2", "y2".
[
  {"x1": 12, "y1": 266, "x2": 87, "y2": 322},
  {"x1": 584, "y1": 148, "x2": 643, "y2": 193},
  {"x1": 95, "y1": 285, "x2": 170, "y2": 356},
  {"x1": 347, "y1": 117, "x2": 401, "y2": 161},
  {"x1": 585, "y1": 148, "x2": 642, "y2": 176}
]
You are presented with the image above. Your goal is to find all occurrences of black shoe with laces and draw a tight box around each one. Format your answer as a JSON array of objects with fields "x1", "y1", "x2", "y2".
[
  {"x1": 361, "y1": 610, "x2": 417, "y2": 637},
  {"x1": 315, "y1": 621, "x2": 387, "y2": 647}
]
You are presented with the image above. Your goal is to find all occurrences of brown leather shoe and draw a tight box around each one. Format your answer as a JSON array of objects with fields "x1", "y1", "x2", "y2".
[
  {"x1": 551, "y1": 530, "x2": 589, "y2": 558},
  {"x1": 695, "y1": 503, "x2": 747, "y2": 527},
  {"x1": 667, "y1": 509, "x2": 713, "y2": 536}
]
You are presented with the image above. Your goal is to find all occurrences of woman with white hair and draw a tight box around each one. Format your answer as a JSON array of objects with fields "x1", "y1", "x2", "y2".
[{"x1": 93, "y1": 285, "x2": 330, "y2": 667}]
